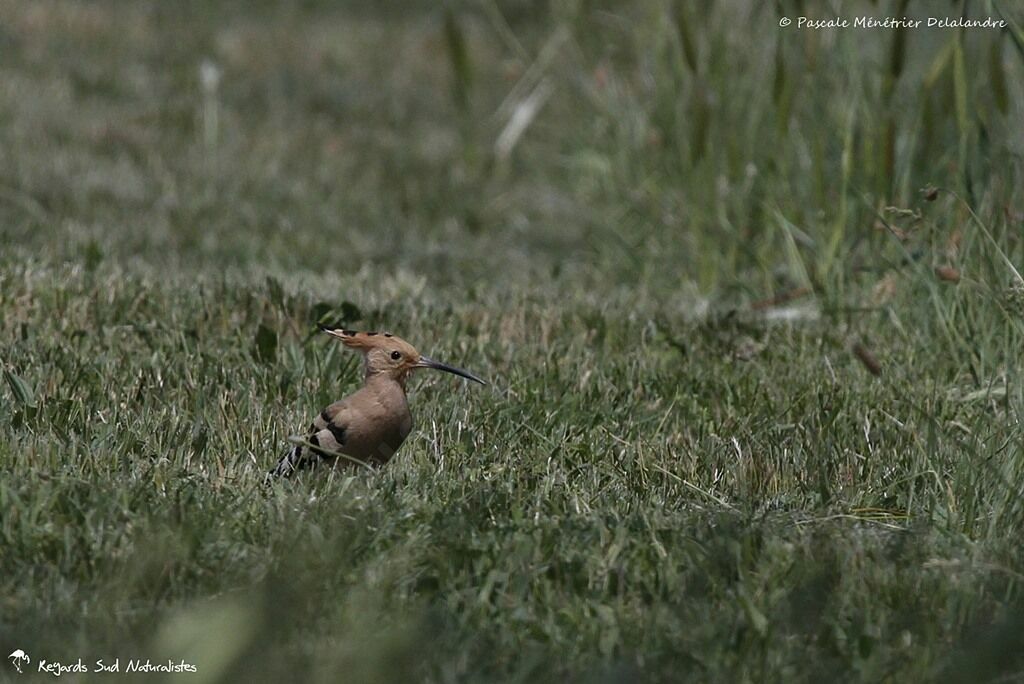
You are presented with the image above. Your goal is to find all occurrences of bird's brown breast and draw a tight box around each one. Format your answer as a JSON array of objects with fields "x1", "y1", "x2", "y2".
[{"x1": 310, "y1": 377, "x2": 412, "y2": 465}]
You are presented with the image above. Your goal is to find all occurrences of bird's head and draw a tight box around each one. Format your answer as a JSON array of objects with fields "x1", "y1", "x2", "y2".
[{"x1": 321, "y1": 327, "x2": 486, "y2": 387}]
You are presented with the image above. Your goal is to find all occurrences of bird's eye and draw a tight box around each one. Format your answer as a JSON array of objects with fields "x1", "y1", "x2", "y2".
[{"x1": 390, "y1": 351, "x2": 402, "y2": 360}]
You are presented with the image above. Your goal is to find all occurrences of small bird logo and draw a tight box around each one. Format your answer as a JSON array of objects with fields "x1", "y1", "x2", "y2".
[
  {"x1": 8, "y1": 649, "x2": 30, "y2": 674},
  {"x1": 269, "y1": 329, "x2": 486, "y2": 478}
]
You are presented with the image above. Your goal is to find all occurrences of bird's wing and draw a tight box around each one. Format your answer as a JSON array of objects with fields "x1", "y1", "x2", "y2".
[
  {"x1": 307, "y1": 399, "x2": 350, "y2": 453},
  {"x1": 267, "y1": 398, "x2": 352, "y2": 479}
]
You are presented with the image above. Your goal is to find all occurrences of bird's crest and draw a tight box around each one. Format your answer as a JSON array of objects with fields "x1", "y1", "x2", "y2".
[
  {"x1": 319, "y1": 327, "x2": 412, "y2": 351},
  {"x1": 319, "y1": 326, "x2": 486, "y2": 385}
]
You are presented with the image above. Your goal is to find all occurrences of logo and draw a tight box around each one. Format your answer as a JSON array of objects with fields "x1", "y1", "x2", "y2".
[
  {"x1": 8, "y1": 650, "x2": 30, "y2": 674},
  {"x1": 7, "y1": 649, "x2": 197, "y2": 676}
]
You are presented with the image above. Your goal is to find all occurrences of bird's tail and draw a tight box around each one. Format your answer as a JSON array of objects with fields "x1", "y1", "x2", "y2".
[
  {"x1": 266, "y1": 442, "x2": 325, "y2": 481},
  {"x1": 267, "y1": 445, "x2": 301, "y2": 479}
]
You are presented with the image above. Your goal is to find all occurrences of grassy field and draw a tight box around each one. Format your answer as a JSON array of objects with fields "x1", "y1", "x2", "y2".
[{"x1": 2, "y1": 1, "x2": 1024, "y2": 681}]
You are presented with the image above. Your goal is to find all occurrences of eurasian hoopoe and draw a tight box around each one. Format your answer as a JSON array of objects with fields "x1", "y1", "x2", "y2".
[{"x1": 269, "y1": 328, "x2": 485, "y2": 478}]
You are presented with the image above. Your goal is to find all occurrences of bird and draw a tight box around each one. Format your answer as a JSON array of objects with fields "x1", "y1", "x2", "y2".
[{"x1": 268, "y1": 328, "x2": 485, "y2": 478}]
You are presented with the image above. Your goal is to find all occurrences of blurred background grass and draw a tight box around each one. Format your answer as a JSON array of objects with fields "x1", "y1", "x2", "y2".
[{"x1": 1, "y1": 0, "x2": 1023, "y2": 681}]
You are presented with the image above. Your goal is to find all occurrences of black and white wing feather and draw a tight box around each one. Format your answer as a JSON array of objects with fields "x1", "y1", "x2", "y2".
[{"x1": 268, "y1": 401, "x2": 348, "y2": 478}]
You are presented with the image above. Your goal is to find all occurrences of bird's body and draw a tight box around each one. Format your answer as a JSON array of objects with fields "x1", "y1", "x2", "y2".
[{"x1": 269, "y1": 328, "x2": 484, "y2": 478}]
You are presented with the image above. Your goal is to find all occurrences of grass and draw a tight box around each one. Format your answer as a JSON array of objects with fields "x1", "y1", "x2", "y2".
[{"x1": 1, "y1": 0, "x2": 1024, "y2": 681}]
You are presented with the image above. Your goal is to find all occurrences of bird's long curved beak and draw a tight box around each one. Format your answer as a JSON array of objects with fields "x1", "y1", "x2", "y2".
[{"x1": 416, "y1": 356, "x2": 486, "y2": 385}]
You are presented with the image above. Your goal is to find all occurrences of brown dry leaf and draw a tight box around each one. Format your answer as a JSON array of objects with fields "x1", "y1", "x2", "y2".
[
  {"x1": 852, "y1": 341, "x2": 882, "y2": 376},
  {"x1": 751, "y1": 286, "x2": 811, "y2": 311},
  {"x1": 935, "y1": 265, "x2": 961, "y2": 283}
]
